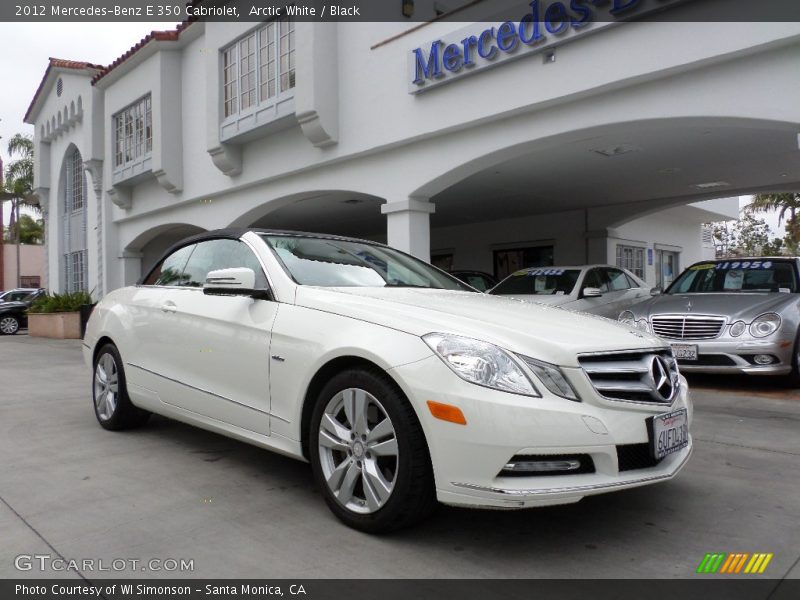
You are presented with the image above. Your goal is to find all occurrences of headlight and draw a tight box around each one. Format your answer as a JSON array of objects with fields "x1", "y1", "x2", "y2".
[
  {"x1": 729, "y1": 320, "x2": 746, "y2": 337},
  {"x1": 749, "y1": 313, "x2": 781, "y2": 338},
  {"x1": 423, "y1": 333, "x2": 540, "y2": 396},
  {"x1": 519, "y1": 356, "x2": 579, "y2": 401},
  {"x1": 634, "y1": 319, "x2": 650, "y2": 333}
]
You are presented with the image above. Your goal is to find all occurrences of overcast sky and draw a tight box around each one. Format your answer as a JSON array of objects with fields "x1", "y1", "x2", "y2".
[
  {"x1": 0, "y1": 23, "x2": 781, "y2": 236},
  {"x1": 0, "y1": 22, "x2": 177, "y2": 222}
]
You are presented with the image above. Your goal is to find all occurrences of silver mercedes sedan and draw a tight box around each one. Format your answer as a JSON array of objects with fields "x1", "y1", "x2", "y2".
[{"x1": 619, "y1": 258, "x2": 800, "y2": 380}]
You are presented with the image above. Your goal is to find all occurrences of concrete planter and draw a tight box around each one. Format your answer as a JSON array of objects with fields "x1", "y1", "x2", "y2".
[{"x1": 28, "y1": 312, "x2": 82, "y2": 339}]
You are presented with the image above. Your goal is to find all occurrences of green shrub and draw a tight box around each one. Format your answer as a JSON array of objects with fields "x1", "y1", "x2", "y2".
[{"x1": 28, "y1": 291, "x2": 93, "y2": 314}]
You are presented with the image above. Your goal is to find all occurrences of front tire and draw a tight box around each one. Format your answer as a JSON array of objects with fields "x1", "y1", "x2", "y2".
[
  {"x1": 309, "y1": 368, "x2": 436, "y2": 533},
  {"x1": 92, "y1": 344, "x2": 149, "y2": 430},
  {"x1": 0, "y1": 315, "x2": 20, "y2": 335}
]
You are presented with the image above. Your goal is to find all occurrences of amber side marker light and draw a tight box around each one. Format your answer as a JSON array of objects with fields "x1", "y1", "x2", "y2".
[{"x1": 427, "y1": 401, "x2": 467, "y2": 425}]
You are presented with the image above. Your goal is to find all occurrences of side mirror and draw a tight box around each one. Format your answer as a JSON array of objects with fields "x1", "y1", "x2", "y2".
[
  {"x1": 650, "y1": 286, "x2": 662, "y2": 296},
  {"x1": 582, "y1": 287, "x2": 603, "y2": 298},
  {"x1": 203, "y1": 268, "x2": 271, "y2": 300}
]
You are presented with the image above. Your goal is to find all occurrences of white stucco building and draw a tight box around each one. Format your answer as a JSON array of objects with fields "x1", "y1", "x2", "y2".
[{"x1": 23, "y1": 3, "x2": 800, "y2": 298}]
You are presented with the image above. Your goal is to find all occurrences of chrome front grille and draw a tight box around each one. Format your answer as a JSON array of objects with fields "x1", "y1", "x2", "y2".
[
  {"x1": 650, "y1": 315, "x2": 725, "y2": 340},
  {"x1": 579, "y1": 350, "x2": 680, "y2": 404}
]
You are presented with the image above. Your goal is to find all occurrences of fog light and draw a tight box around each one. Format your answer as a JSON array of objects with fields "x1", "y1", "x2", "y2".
[
  {"x1": 754, "y1": 354, "x2": 774, "y2": 365},
  {"x1": 502, "y1": 459, "x2": 581, "y2": 473}
]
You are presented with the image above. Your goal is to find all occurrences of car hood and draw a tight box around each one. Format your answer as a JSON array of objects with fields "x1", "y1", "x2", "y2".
[
  {"x1": 295, "y1": 286, "x2": 664, "y2": 367},
  {"x1": 637, "y1": 292, "x2": 798, "y2": 320},
  {"x1": 492, "y1": 294, "x2": 574, "y2": 307}
]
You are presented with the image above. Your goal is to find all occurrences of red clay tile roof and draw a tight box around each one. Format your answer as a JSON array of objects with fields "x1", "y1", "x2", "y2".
[
  {"x1": 91, "y1": 22, "x2": 194, "y2": 85},
  {"x1": 24, "y1": 57, "x2": 104, "y2": 123},
  {"x1": 25, "y1": 21, "x2": 193, "y2": 123}
]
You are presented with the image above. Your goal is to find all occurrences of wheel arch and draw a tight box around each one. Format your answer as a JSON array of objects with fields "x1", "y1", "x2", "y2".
[
  {"x1": 300, "y1": 355, "x2": 425, "y2": 461},
  {"x1": 92, "y1": 335, "x2": 117, "y2": 364}
]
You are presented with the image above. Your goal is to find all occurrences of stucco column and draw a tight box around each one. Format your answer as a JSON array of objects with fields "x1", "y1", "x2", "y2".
[
  {"x1": 119, "y1": 249, "x2": 143, "y2": 287},
  {"x1": 381, "y1": 198, "x2": 435, "y2": 262}
]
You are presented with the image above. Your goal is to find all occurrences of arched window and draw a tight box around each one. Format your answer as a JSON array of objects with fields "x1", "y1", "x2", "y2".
[{"x1": 62, "y1": 147, "x2": 88, "y2": 293}]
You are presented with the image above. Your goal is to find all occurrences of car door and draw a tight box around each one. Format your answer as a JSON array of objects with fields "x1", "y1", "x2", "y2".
[
  {"x1": 123, "y1": 243, "x2": 196, "y2": 402},
  {"x1": 153, "y1": 238, "x2": 278, "y2": 435},
  {"x1": 569, "y1": 268, "x2": 610, "y2": 315}
]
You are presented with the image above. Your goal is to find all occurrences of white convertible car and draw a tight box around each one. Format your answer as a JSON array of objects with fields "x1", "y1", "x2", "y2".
[{"x1": 84, "y1": 229, "x2": 692, "y2": 532}]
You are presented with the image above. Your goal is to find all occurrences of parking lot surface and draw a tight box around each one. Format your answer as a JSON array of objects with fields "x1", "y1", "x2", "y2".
[{"x1": 1, "y1": 335, "x2": 799, "y2": 580}]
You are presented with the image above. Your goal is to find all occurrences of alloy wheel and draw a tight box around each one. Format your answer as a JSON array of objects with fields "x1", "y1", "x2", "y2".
[
  {"x1": 94, "y1": 353, "x2": 119, "y2": 421},
  {"x1": 318, "y1": 387, "x2": 399, "y2": 514},
  {"x1": 0, "y1": 317, "x2": 19, "y2": 335}
]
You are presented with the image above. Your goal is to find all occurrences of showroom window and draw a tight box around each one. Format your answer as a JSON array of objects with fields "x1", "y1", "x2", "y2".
[
  {"x1": 493, "y1": 246, "x2": 554, "y2": 281},
  {"x1": 616, "y1": 245, "x2": 645, "y2": 279},
  {"x1": 113, "y1": 95, "x2": 152, "y2": 168},
  {"x1": 223, "y1": 18, "x2": 295, "y2": 119}
]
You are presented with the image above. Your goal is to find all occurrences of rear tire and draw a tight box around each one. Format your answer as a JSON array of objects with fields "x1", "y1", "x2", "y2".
[
  {"x1": 309, "y1": 368, "x2": 437, "y2": 533},
  {"x1": 0, "y1": 315, "x2": 20, "y2": 335},
  {"x1": 92, "y1": 344, "x2": 150, "y2": 430}
]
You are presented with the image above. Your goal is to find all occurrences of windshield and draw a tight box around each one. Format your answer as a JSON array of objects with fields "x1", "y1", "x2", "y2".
[
  {"x1": 667, "y1": 260, "x2": 798, "y2": 294},
  {"x1": 261, "y1": 235, "x2": 473, "y2": 291},
  {"x1": 490, "y1": 268, "x2": 581, "y2": 296}
]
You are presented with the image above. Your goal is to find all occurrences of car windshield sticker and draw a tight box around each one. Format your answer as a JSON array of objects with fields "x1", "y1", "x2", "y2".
[
  {"x1": 526, "y1": 268, "x2": 565, "y2": 276},
  {"x1": 714, "y1": 261, "x2": 773, "y2": 270},
  {"x1": 723, "y1": 270, "x2": 744, "y2": 290},
  {"x1": 690, "y1": 263, "x2": 716, "y2": 270}
]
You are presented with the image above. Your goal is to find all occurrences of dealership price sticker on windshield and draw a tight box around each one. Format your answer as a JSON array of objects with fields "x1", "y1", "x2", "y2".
[{"x1": 648, "y1": 409, "x2": 689, "y2": 461}]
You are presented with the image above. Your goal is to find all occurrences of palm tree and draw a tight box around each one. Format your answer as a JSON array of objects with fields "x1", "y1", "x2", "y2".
[
  {"x1": 747, "y1": 193, "x2": 800, "y2": 250},
  {"x1": 2, "y1": 133, "x2": 37, "y2": 289},
  {"x1": 3, "y1": 133, "x2": 37, "y2": 239}
]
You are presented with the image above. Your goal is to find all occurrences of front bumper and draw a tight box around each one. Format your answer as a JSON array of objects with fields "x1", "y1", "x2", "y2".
[
  {"x1": 389, "y1": 355, "x2": 692, "y2": 509},
  {"x1": 666, "y1": 337, "x2": 794, "y2": 375}
]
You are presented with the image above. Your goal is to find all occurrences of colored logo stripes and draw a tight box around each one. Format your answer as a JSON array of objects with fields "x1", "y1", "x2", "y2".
[{"x1": 697, "y1": 553, "x2": 773, "y2": 574}]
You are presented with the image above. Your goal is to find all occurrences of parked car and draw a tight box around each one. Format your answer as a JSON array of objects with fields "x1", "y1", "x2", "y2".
[
  {"x1": 620, "y1": 257, "x2": 800, "y2": 380},
  {"x1": 84, "y1": 229, "x2": 691, "y2": 532},
  {"x1": 450, "y1": 270, "x2": 497, "y2": 292},
  {"x1": 489, "y1": 265, "x2": 649, "y2": 318},
  {"x1": 0, "y1": 289, "x2": 45, "y2": 335},
  {"x1": 0, "y1": 288, "x2": 43, "y2": 303}
]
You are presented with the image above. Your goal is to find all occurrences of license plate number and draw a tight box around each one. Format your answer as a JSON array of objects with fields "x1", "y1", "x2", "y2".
[
  {"x1": 671, "y1": 343, "x2": 697, "y2": 360},
  {"x1": 649, "y1": 409, "x2": 689, "y2": 460}
]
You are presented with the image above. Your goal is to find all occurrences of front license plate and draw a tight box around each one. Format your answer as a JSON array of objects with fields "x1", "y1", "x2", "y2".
[
  {"x1": 671, "y1": 343, "x2": 697, "y2": 360},
  {"x1": 649, "y1": 409, "x2": 689, "y2": 461}
]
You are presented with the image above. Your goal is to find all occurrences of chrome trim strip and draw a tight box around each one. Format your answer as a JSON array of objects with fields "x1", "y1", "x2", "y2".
[
  {"x1": 126, "y1": 362, "x2": 290, "y2": 424},
  {"x1": 451, "y1": 447, "x2": 691, "y2": 497}
]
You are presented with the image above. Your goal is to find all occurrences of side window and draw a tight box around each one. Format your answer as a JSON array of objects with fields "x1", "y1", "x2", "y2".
[
  {"x1": 143, "y1": 244, "x2": 196, "y2": 286},
  {"x1": 180, "y1": 239, "x2": 268, "y2": 288},
  {"x1": 583, "y1": 269, "x2": 609, "y2": 293},
  {"x1": 606, "y1": 268, "x2": 632, "y2": 291}
]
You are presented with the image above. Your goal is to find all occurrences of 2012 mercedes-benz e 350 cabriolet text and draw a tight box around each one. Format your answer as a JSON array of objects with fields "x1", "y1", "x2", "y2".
[{"x1": 84, "y1": 230, "x2": 692, "y2": 532}]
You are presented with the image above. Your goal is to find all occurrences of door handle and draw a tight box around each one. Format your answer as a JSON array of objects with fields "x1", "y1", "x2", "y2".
[{"x1": 161, "y1": 301, "x2": 177, "y2": 314}]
